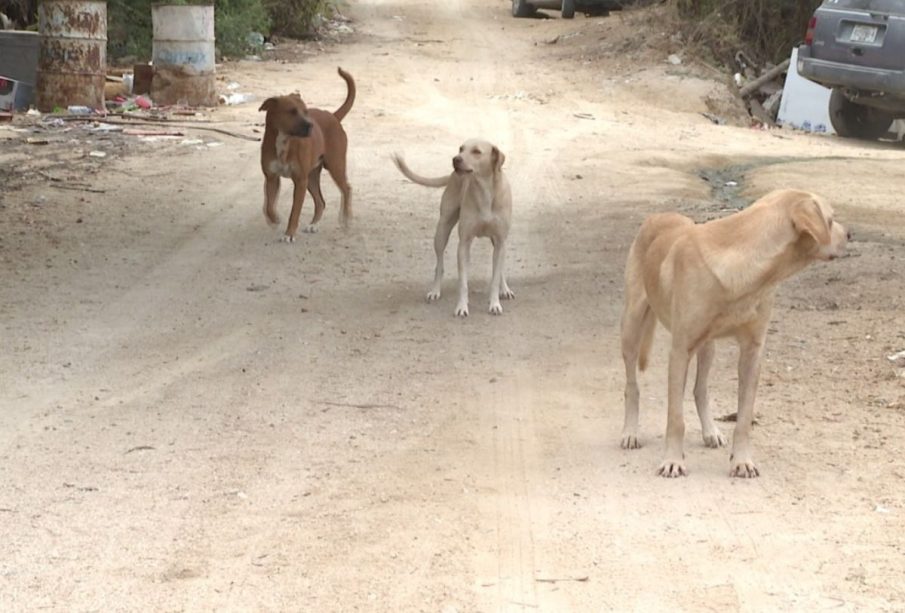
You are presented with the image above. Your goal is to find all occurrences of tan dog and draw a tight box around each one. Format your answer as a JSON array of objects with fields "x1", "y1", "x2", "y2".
[
  {"x1": 393, "y1": 139, "x2": 514, "y2": 317},
  {"x1": 620, "y1": 189, "x2": 849, "y2": 478},
  {"x1": 258, "y1": 68, "x2": 355, "y2": 241}
]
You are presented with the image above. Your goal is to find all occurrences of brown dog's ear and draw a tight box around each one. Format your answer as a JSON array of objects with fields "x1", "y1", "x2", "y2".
[
  {"x1": 791, "y1": 197, "x2": 831, "y2": 246},
  {"x1": 492, "y1": 146, "x2": 506, "y2": 173},
  {"x1": 259, "y1": 98, "x2": 277, "y2": 112}
]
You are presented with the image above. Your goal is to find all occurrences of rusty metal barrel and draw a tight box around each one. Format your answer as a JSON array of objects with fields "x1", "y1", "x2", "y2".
[
  {"x1": 35, "y1": 0, "x2": 107, "y2": 112},
  {"x1": 151, "y1": 3, "x2": 217, "y2": 107}
]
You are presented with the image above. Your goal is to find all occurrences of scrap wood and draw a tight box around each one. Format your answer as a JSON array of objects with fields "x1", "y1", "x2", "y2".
[
  {"x1": 739, "y1": 59, "x2": 790, "y2": 98},
  {"x1": 55, "y1": 116, "x2": 260, "y2": 141},
  {"x1": 122, "y1": 128, "x2": 185, "y2": 137},
  {"x1": 536, "y1": 576, "x2": 589, "y2": 584},
  {"x1": 50, "y1": 184, "x2": 107, "y2": 194}
]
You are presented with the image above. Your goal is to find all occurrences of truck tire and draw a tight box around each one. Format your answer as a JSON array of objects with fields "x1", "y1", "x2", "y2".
[
  {"x1": 562, "y1": 0, "x2": 576, "y2": 18},
  {"x1": 829, "y1": 89, "x2": 893, "y2": 140},
  {"x1": 512, "y1": 0, "x2": 535, "y2": 17}
]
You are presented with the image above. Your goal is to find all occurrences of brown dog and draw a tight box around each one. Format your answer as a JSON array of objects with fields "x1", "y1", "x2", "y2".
[
  {"x1": 258, "y1": 68, "x2": 355, "y2": 241},
  {"x1": 620, "y1": 189, "x2": 849, "y2": 478}
]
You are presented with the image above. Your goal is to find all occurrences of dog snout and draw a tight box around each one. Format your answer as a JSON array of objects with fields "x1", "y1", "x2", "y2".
[
  {"x1": 291, "y1": 119, "x2": 312, "y2": 138},
  {"x1": 453, "y1": 155, "x2": 464, "y2": 168}
]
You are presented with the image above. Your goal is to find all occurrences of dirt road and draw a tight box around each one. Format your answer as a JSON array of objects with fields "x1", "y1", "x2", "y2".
[{"x1": 2, "y1": 1, "x2": 904, "y2": 611}]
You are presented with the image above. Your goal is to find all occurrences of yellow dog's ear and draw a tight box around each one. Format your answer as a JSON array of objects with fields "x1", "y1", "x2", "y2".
[
  {"x1": 258, "y1": 98, "x2": 277, "y2": 112},
  {"x1": 791, "y1": 197, "x2": 831, "y2": 246},
  {"x1": 492, "y1": 146, "x2": 506, "y2": 173}
]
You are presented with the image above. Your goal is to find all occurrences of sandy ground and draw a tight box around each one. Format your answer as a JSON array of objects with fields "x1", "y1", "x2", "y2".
[{"x1": 2, "y1": 1, "x2": 905, "y2": 611}]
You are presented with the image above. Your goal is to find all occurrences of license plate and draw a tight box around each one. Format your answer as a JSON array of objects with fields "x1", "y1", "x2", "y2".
[{"x1": 851, "y1": 24, "x2": 878, "y2": 43}]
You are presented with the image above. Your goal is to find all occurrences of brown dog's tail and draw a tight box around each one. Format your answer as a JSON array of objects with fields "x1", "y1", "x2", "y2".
[
  {"x1": 333, "y1": 67, "x2": 356, "y2": 122},
  {"x1": 392, "y1": 154, "x2": 450, "y2": 188}
]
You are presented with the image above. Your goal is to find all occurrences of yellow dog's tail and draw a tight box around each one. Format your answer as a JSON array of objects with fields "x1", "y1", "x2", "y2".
[
  {"x1": 333, "y1": 67, "x2": 356, "y2": 122},
  {"x1": 392, "y1": 154, "x2": 450, "y2": 188},
  {"x1": 637, "y1": 308, "x2": 656, "y2": 372}
]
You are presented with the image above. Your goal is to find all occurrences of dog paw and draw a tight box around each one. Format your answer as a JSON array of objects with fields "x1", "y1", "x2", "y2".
[
  {"x1": 657, "y1": 459, "x2": 688, "y2": 478},
  {"x1": 729, "y1": 456, "x2": 760, "y2": 478},
  {"x1": 302, "y1": 224, "x2": 319, "y2": 234},
  {"x1": 454, "y1": 304, "x2": 469, "y2": 318},
  {"x1": 489, "y1": 301, "x2": 503, "y2": 315},
  {"x1": 426, "y1": 289, "x2": 441, "y2": 302},
  {"x1": 500, "y1": 288, "x2": 516, "y2": 300},
  {"x1": 702, "y1": 429, "x2": 727, "y2": 448},
  {"x1": 280, "y1": 234, "x2": 295, "y2": 243},
  {"x1": 620, "y1": 433, "x2": 641, "y2": 449}
]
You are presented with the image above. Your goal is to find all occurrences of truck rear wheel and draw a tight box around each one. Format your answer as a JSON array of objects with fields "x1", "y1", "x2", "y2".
[
  {"x1": 829, "y1": 89, "x2": 893, "y2": 140},
  {"x1": 562, "y1": 0, "x2": 575, "y2": 18},
  {"x1": 512, "y1": 0, "x2": 535, "y2": 17}
]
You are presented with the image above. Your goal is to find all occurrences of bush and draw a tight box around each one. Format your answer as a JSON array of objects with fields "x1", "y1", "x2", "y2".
[
  {"x1": 265, "y1": 0, "x2": 335, "y2": 39},
  {"x1": 107, "y1": 0, "x2": 271, "y2": 60},
  {"x1": 677, "y1": 0, "x2": 822, "y2": 64}
]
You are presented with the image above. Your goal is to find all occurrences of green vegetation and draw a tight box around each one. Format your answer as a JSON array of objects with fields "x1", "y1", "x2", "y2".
[
  {"x1": 265, "y1": 0, "x2": 334, "y2": 39},
  {"x1": 106, "y1": 0, "x2": 334, "y2": 61}
]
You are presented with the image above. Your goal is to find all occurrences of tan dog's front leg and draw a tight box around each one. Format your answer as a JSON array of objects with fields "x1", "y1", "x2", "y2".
[
  {"x1": 488, "y1": 237, "x2": 506, "y2": 315},
  {"x1": 454, "y1": 236, "x2": 473, "y2": 317},
  {"x1": 730, "y1": 333, "x2": 765, "y2": 478},
  {"x1": 659, "y1": 343, "x2": 691, "y2": 477},
  {"x1": 694, "y1": 341, "x2": 726, "y2": 448},
  {"x1": 283, "y1": 176, "x2": 309, "y2": 242}
]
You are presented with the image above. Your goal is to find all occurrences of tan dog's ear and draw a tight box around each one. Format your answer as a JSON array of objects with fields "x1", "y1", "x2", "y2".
[
  {"x1": 492, "y1": 146, "x2": 506, "y2": 173},
  {"x1": 259, "y1": 98, "x2": 276, "y2": 112},
  {"x1": 791, "y1": 197, "x2": 831, "y2": 246}
]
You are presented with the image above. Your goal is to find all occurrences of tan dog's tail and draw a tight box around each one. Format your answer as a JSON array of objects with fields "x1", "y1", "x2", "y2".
[
  {"x1": 392, "y1": 154, "x2": 450, "y2": 188},
  {"x1": 637, "y1": 308, "x2": 656, "y2": 372},
  {"x1": 333, "y1": 68, "x2": 356, "y2": 122}
]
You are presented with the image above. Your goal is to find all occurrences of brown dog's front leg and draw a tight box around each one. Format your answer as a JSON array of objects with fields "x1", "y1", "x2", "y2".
[
  {"x1": 283, "y1": 176, "x2": 309, "y2": 242},
  {"x1": 263, "y1": 175, "x2": 281, "y2": 225}
]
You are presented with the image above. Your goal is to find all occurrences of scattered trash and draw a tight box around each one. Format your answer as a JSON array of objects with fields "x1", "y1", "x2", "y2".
[
  {"x1": 573, "y1": 112, "x2": 595, "y2": 120},
  {"x1": 264, "y1": 42, "x2": 276, "y2": 51},
  {"x1": 134, "y1": 95, "x2": 153, "y2": 110},
  {"x1": 700, "y1": 112, "x2": 724, "y2": 125},
  {"x1": 246, "y1": 31, "x2": 265, "y2": 49},
  {"x1": 180, "y1": 138, "x2": 204, "y2": 146},
  {"x1": 667, "y1": 54, "x2": 682, "y2": 65},
  {"x1": 67, "y1": 105, "x2": 93, "y2": 115},
  {"x1": 226, "y1": 81, "x2": 241, "y2": 91},
  {"x1": 219, "y1": 92, "x2": 254, "y2": 106},
  {"x1": 725, "y1": 180, "x2": 738, "y2": 187},
  {"x1": 244, "y1": 55, "x2": 262, "y2": 62},
  {"x1": 88, "y1": 150, "x2": 107, "y2": 158},
  {"x1": 887, "y1": 350, "x2": 905, "y2": 368},
  {"x1": 26, "y1": 108, "x2": 41, "y2": 117},
  {"x1": 26, "y1": 137, "x2": 49, "y2": 145},
  {"x1": 874, "y1": 505, "x2": 891, "y2": 514}
]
